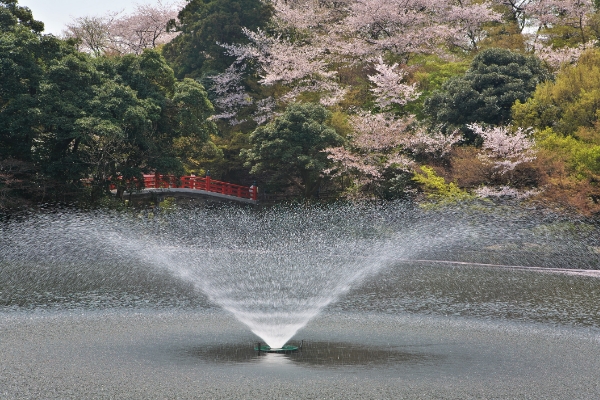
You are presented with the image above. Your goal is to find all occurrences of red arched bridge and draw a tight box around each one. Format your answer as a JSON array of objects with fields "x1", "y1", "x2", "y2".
[{"x1": 113, "y1": 173, "x2": 258, "y2": 204}]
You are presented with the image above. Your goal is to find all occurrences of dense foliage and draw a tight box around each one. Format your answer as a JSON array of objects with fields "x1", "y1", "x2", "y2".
[
  {"x1": 512, "y1": 50, "x2": 600, "y2": 208},
  {"x1": 0, "y1": 0, "x2": 215, "y2": 206},
  {"x1": 424, "y1": 48, "x2": 551, "y2": 130},
  {"x1": 4, "y1": 0, "x2": 600, "y2": 214},
  {"x1": 243, "y1": 103, "x2": 343, "y2": 198},
  {"x1": 162, "y1": 0, "x2": 274, "y2": 78}
]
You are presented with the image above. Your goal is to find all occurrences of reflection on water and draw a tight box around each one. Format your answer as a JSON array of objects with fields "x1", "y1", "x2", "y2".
[
  {"x1": 3, "y1": 262, "x2": 600, "y2": 329},
  {"x1": 337, "y1": 263, "x2": 600, "y2": 328},
  {"x1": 184, "y1": 341, "x2": 442, "y2": 368},
  {"x1": 1, "y1": 203, "x2": 599, "y2": 333}
]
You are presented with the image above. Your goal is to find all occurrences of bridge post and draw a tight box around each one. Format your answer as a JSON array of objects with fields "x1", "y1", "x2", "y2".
[
  {"x1": 206, "y1": 170, "x2": 211, "y2": 192},
  {"x1": 250, "y1": 182, "x2": 258, "y2": 201}
]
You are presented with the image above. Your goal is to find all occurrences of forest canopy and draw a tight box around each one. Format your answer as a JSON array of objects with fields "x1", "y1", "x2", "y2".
[{"x1": 3, "y1": 0, "x2": 600, "y2": 214}]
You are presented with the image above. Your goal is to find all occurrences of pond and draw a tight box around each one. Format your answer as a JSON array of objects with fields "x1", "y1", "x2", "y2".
[{"x1": 1, "y1": 202, "x2": 599, "y2": 398}]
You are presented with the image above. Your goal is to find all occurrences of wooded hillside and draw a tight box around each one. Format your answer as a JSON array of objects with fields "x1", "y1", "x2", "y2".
[{"x1": 2, "y1": 0, "x2": 600, "y2": 214}]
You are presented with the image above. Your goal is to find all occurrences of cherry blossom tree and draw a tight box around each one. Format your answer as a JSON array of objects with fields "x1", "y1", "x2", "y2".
[
  {"x1": 523, "y1": 0, "x2": 594, "y2": 50},
  {"x1": 354, "y1": 113, "x2": 461, "y2": 160},
  {"x1": 217, "y1": 26, "x2": 343, "y2": 115},
  {"x1": 334, "y1": 0, "x2": 501, "y2": 60},
  {"x1": 533, "y1": 40, "x2": 596, "y2": 70},
  {"x1": 525, "y1": 0, "x2": 593, "y2": 28},
  {"x1": 326, "y1": 112, "x2": 460, "y2": 196},
  {"x1": 64, "y1": 15, "x2": 114, "y2": 56},
  {"x1": 252, "y1": 97, "x2": 277, "y2": 125},
  {"x1": 339, "y1": 0, "x2": 440, "y2": 57},
  {"x1": 208, "y1": 0, "x2": 504, "y2": 122},
  {"x1": 492, "y1": 0, "x2": 531, "y2": 32},
  {"x1": 269, "y1": 0, "x2": 347, "y2": 31},
  {"x1": 209, "y1": 64, "x2": 253, "y2": 125},
  {"x1": 63, "y1": 0, "x2": 180, "y2": 56},
  {"x1": 222, "y1": 28, "x2": 335, "y2": 86},
  {"x1": 467, "y1": 123, "x2": 536, "y2": 175},
  {"x1": 208, "y1": 63, "x2": 276, "y2": 125},
  {"x1": 475, "y1": 185, "x2": 539, "y2": 199},
  {"x1": 402, "y1": 127, "x2": 461, "y2": 159},
  {"x1": 445, "y1": 1, "x2": 502, "y2": 50},
  {"x1": 108, "y1": 1, "x2": 180, "y2": 55},
  {"x1": 325, "y1": 113, "x2": 415, "y2": 187},
  {"x1": 368, "y1": 57, "x2": 420, "y2": 109},
  {"x1": 347, "y1": 112, "x2": 412, "y2": 152}
]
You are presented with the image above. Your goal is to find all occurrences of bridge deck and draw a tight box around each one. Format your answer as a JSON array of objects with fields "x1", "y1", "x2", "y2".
[
  {"x1": 116, "y1": 187, "x2": 258, "y2": 204},
  {"x1": 111, "y1": 174, "x2": 258, "y2": 204}
]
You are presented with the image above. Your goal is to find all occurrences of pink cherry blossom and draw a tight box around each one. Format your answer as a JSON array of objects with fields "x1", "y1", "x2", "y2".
[
  {"x1": 63, "y1": 0, "x2": 180, "y2": 55},
  {"x1": 108, "y1": 1, "x2": 180, "y2": 55},
  {"x1": 475, "y1": 185, "x2": 540, "y2": 199},
  {"x1": 468, "y1": 123, "x2": 536, "y2": 174},
  {"x1": 325, "y1": 111, "x2": 459, "y2": 194},
  {"x1": 368, "y1": 57, "x2": 420, "y2": 108},
  {"x1": 402, "y1": 127, "x2": 461, "y2": 158},
  {"x1": 533, "y1": 40, "x2": 596, "y2": 70},
  {"x1": 209, "y1": 64, "x2": 253, "y2": 125}
]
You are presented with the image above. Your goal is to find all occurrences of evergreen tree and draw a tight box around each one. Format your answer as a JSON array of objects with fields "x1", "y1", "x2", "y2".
[
  {"x1": 162, "y1": 0, "x2": 273, "y2": 79},
  {"x1": 0, "y1": 1, "x2": 216, "y2": 206},
  {"x1": 243, "y1": 103, "x2": 344, "y2": 198},
  {"x1": 424, "y1": 48, "x2": 551, "y2": 130}
]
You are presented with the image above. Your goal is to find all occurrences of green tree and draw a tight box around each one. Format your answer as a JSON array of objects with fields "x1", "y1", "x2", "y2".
[
  {"x1": 162, "y1": 0, "x2": 273, "y2": 79},
  {"x1": 242, "y1": 103, "x2": 344, "y2": 198},
  {"x1": 0, "y1": 0, "x2": 70, "y2": 203},
  {"x1": 1, "y1": 0, "x2": 53, "y2": 163},
  {"x1": 0, "y1": 0, "x2": 44, "y2": 34},
  {"x1": 512, "y1": 49, "x2": 600, "y2": 137},
  {"x1": 512, "y1": 49, "x2": 600, "y2": 184},
  {"x1": 424, "y1": 48, "x2": 550, "y2": 131},
  {"x1": 34, "y1": 49, "x2": 216, "y2": 200},
  {"x1": 0, "y1": 2, "x2": 217, "y2": 206},
  {"x1": 412, "y1": 166, "x2": 473, "y2": 203}
]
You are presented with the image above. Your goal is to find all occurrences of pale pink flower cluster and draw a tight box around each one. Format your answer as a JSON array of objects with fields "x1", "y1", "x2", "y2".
[
  {"x1": 338, "y1": 0, "x2": 500, "y2": 58},
  {"x1": 522, "y1": 0, "x2": 596, "y2": 71},
  {"x1": 223, "y1": 28, "x2": 335, "y2": 86},
  {"x1": 210, "y1": 65, "x2": 277, "y2": 125},
  {"x1": 108, "y1": 1, "x2": 180, "y2": 55},
  {"x1": 525, "y1": 0, "x2": 593, "y2": 27},
  {"x1": 533, "y1": 41, "x2": 596, "y2": 70},
  {"x1": 325, "y1": 112, "x2": 416, "y2": 181},
  {"x1": 348, "y1": 112, "x2": 460, "y2": 157},
  {"x1": 468, "y1": 124, "x2": 536, "y2": 174},
  {"x1": 271, "y1": 0, "x2": 344, "y2": 30},
  {"x1": 209, "y1": 65, "x2": 253, "y2": 124},
  {"x1": 215, "y1": 0, "x2": 502, "y2": 110},
  {"x1": 402, "y1": 128, "x2": 461, "y2": 158},
  {"x1": 445, "y1": 1, "x2": 502, "y2": 49},
  {"x1": 324, "y1": 147, "x2": 385, "y2": 180},
  {"x1": 319, "y1": 85, "x2": 349, "y2": 107},
  {"x1": 325, "y1": 112, "x2": 459, "y2": 188},
  {"x1": 475, "y1": 185, "x2": 540, "y2": 199},
  {"x1": 252, "y1": 97, "x2": 276, "y2": 125},
  {"x1": 493, "y1": 0, "x2": 595, "y2": 36},
  {"x1": 368, "y1": 57, "x2": 421, "y2": 108},
  {"x1": 63, "y1": 0, "x2": 180, "y2": 56},
  {"x1": 341, "y1": 0, "x2": 441, "y2": 56},
  {"x1": 348, "y1": 112, "x2": 412, "y2": 151}
]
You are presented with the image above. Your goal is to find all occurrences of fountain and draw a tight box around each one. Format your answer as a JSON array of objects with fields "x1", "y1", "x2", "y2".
[
  {"x1": 2, "y1": 202, "x2": 414, "y2": 348},
  {"x1": 1, "y1": 201, "x2": 600, "y2": 397}
]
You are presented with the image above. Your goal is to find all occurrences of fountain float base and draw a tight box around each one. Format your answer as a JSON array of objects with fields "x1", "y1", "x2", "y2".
[{"x1": 255, "y1": 344, "x2": 299, "y2": 353}]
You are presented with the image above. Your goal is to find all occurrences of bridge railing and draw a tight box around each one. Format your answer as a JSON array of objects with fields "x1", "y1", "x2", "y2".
[{"x1": 141, "y1": 174, "x2": 257, "y2": 201}]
